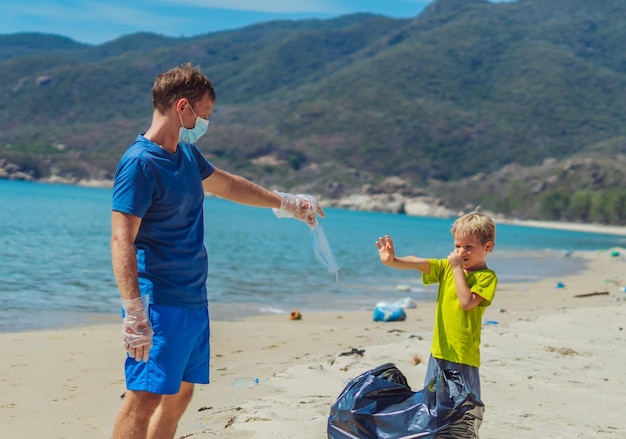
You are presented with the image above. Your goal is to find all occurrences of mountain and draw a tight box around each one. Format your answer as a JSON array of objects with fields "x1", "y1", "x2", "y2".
[{"x1": 1, "y1": 0, "x2": 625, "y2": 224}]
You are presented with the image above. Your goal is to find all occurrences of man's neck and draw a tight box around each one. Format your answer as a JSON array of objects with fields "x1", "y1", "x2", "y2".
[{"x1": 144, "y1": 113, "x2": 179, "y2": 152}]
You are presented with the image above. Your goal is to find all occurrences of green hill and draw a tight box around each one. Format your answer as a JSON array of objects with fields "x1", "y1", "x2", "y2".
[{"x1": 1, "y1": 0, "x2": 625, "y2": 224}]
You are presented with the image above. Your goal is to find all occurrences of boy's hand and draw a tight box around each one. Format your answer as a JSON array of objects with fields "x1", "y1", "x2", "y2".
[
  {"x1": 375, "y1": 235, "x2": 396, "y2": 265},
  {"x1": 448, "y1": 248, "x2": 464, "y2": 269}
]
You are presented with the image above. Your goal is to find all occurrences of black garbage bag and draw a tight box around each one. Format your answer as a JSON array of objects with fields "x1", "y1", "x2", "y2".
[{"x1": 327, "y1": 363, "x2": 484, "y2": 439}]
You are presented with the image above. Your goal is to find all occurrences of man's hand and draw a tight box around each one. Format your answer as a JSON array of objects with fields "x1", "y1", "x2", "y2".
[
  {"x1": 121, "y1": 296, "x2": 153, "y2": 362},
  {"x1": 375, "y1": 235, "x2": 396, "y2": 266},
  {"x1": 273, "y1": 191, "x2": 325, "y2": 228}
]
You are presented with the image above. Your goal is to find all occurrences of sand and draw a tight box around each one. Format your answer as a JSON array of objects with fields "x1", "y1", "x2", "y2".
[{"x1": 1, "y1": 247, "x2": 625, "y2": 438}]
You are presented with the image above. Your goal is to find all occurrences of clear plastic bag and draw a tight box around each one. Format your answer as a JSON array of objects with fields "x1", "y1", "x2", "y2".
[
  {"x1": 312, "y1": 225, "x2": 340, "y2": 280},
  {"x1": 271, "y1": 191, "x2": 339, "y2": 278}
]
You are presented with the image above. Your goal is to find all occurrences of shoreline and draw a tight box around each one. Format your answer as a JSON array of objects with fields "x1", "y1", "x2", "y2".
[
  {"x1": 499, "y1": 218, "x2": 626, "y2": 237},
  {"x1": 0, "y1": 246, "x2": 620, "y2": 335},
  {"x1": 1, "y1": 248, "x2": 625, "y2": 438},
  {"x1": 0, "y1": 248, "x2": 610, "y2": 335},
  {"x1": 6, "y1": 178, "x2": 626, "y2": 237}
]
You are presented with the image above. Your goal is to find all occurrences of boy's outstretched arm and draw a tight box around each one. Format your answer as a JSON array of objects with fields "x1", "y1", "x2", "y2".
[{"x1": 375, "y1": 235, "x2": 430, "y2": 273}]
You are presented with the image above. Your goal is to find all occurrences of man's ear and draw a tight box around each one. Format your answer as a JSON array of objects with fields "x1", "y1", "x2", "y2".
[{"x1": 175, "y1": 97, "x2": 189, "y2": 113}]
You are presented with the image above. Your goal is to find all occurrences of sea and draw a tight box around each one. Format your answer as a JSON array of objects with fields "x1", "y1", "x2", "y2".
[{"x1": 1, "y1": 179, "x2": 625, "y2": 333}]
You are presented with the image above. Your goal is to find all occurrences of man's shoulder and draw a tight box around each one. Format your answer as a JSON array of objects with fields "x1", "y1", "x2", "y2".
[
  {"x1": 125, "y1": 135, "x2": 151, "y2": 154},
  {"x1": 120, "y1": 136, "x2": 159, "y2": 163}
]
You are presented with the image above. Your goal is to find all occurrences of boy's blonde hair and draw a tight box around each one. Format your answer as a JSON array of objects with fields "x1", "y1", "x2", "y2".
[{"x1": 451, "y1": 211, "x2": 496, "y2": 248}]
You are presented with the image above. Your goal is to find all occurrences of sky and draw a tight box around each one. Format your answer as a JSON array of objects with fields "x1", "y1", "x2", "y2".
[{"x1": 1, "y1": 0, "x2": 436, "y2": 45}]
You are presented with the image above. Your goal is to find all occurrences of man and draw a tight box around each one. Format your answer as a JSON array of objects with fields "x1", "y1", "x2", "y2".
[{"x1": 111, "y1": 63, "x2": 324, "y2": 439}]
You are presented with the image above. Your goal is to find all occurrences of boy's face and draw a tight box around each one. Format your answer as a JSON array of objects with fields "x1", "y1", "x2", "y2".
[{"x1": 453, "y1": 233, "x2": 493, "y2": 271}]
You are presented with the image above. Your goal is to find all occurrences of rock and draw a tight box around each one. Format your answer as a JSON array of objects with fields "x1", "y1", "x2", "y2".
[
  {"x1": 404, "y1": 199, "x2": 455, "y2": 217},
  {"x1": 322, "y1": 192, "x2": 455, "y2": 218}
]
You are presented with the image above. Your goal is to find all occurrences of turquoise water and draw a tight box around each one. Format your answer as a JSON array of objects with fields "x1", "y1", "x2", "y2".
[{"x1": 1, "y1": 179, "x2": 625, "y2": 332}]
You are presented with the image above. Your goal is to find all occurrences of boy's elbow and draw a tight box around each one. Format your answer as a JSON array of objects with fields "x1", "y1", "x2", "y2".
[
  {"x1": 460, "y1": 293, "x2": 483, "y2": 311},
  {"x1": 460, "y1": 302, "x2": 474, "y2": 312}
]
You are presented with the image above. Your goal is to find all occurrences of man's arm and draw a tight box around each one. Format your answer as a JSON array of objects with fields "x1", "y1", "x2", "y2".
[
  {"x1": 202, "y1": 167, "x2": 281, "y2": 208},
  {"x1": 111, "y1": 211, "x2": 142, "y2": 300},
  {"x1": 202, "y1": 167, "x2": 325, "y2": 227},
  {"x1": 111, "y1": 210, "x2": 153, "y2": 362}
]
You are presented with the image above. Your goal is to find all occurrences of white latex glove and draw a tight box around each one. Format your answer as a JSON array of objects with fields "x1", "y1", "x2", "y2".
[
  {"x1": 121, "y1": 296, "x2": 153, "y2": 362},
  {"x1": 272, "y1": 190, "x2": 325, "y2": 228}
]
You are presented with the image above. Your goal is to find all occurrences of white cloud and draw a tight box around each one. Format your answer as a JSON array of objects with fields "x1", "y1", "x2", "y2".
[
  {"x1": 0, "y1": 0, "x2": 430, "y2": 44},
  {"x1": 152, "y1": 0, "x2": 337, "y2": 14},
  {"x1": 3, "y1": 1, "x2": 170, "y2": 28},
  {"x1": 0, "y1": 1, "x2": 190, "y2": 43}
]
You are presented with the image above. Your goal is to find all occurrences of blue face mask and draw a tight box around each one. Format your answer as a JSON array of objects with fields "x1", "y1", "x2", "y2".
[{"x1": 178, "y1": 105, "x2": 209, "y2": 144}]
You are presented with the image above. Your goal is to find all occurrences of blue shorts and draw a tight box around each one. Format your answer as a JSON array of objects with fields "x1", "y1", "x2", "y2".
[{"x1": 125, "y1": 304, "x2": 210, "y2": 394}]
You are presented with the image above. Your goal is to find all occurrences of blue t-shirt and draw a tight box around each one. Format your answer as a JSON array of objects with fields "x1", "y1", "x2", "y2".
[{"x1": 112, "y1": 135, "x2": 214, "y2": 308}]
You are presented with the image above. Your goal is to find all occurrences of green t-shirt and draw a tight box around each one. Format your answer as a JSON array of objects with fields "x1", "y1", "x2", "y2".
[{"x1": 423, "y1": 258, "x2": 498, "y2": 367}]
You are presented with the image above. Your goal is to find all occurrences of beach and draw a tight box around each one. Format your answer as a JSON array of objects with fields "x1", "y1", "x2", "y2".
[{"x1": 1, "y1": 247, "x2": 625, "y2": 438}]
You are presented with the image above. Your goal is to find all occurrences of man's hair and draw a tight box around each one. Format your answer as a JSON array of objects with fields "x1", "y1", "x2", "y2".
[
  {"x1": 152, "y1": 63, "x2": 216, "y2": 113},
  {"x1": 451, "y1": 210, "x2": 496, "y2": 247}
]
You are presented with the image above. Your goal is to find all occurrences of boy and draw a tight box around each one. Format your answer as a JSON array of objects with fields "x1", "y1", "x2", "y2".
[{"x1": 375, "y1": 211, "x2": 497, "y2": 429}]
